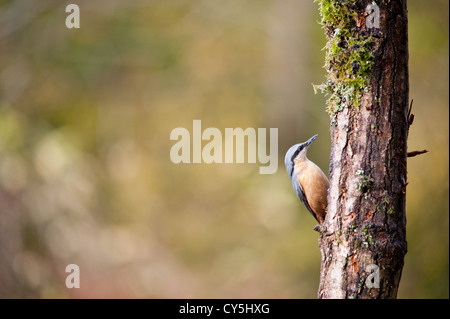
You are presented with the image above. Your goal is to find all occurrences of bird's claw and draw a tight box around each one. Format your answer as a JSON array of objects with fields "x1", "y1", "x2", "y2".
[{"x1": 313, "y1": 225, "x2": 327, "y2": 233}]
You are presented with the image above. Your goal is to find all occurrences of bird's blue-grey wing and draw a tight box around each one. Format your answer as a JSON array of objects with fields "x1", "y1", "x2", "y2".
[{"x1": 291, "y1": 172, "x2": 319, "y2": 222}]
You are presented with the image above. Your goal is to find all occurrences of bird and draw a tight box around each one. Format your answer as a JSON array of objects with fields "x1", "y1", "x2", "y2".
[{"x1": 285, "y1": 134, "x2": 329, "y2": 231}]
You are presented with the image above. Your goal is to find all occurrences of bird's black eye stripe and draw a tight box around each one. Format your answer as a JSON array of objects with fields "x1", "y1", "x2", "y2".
[{"x1": 291, "y1": 145, "x2": 304, "y2": 161}]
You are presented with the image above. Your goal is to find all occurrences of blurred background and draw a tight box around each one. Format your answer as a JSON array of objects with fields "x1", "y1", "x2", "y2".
[{"x1": 0, "y1": 0, "x2": 448, "y2": 298}]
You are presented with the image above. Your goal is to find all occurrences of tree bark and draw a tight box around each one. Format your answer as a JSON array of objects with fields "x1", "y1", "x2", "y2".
[{"x1": 316, "y1": 0, "x2": 409, "y2": 299}]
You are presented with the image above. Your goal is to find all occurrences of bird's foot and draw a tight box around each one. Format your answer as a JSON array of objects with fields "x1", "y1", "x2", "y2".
[{"x1": 313, "y1": 225, "x2": 327, "y2": 233}]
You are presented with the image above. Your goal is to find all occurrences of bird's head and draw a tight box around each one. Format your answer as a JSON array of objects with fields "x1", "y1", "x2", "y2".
[{"x1": 284, "y1": 134, "x2": 318, "y2": 176}]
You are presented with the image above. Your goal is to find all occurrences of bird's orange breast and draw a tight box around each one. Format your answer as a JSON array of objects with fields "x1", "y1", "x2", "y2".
[{"x1": 296, "y1": 160, "x2": 329, "y2": 224}]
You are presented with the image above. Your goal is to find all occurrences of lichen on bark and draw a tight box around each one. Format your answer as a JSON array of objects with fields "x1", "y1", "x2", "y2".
[{"x1": 313, "y1": 0, "x2": 375, "y2": 113}]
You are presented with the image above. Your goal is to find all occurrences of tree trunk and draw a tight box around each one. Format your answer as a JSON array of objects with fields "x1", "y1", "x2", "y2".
[{"x1": 315, "y1": 0, "x2": 409, "y2": 299}]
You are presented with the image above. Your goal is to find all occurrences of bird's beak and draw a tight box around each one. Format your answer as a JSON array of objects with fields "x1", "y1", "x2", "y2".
[{"x1": 305, "y1": 134, "x2": 318, "y2": 148}]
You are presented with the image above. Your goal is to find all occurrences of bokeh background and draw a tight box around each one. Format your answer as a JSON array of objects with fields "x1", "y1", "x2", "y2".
[{"x1": 0, "y1": 0, "x2": 448, "y2": 298}]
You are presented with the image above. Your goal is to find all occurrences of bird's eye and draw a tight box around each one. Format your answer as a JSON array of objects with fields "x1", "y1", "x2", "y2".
[
  {"x1": 291, "y1": 145, "x2": 304, "y2": 161},
  {"x1": 291, "y1": 151, "x2": 297, "y2": 161}
]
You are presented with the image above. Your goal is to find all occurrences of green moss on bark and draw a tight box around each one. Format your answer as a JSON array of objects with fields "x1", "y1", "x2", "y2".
[{"x1": 313, "y1": 0, "x2": 375, "y2": 113}]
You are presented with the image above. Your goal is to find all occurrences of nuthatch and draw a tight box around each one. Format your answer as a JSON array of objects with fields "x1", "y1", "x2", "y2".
[{"x1": 285, "y1": 135, "x2": 329, "y2": 230}]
